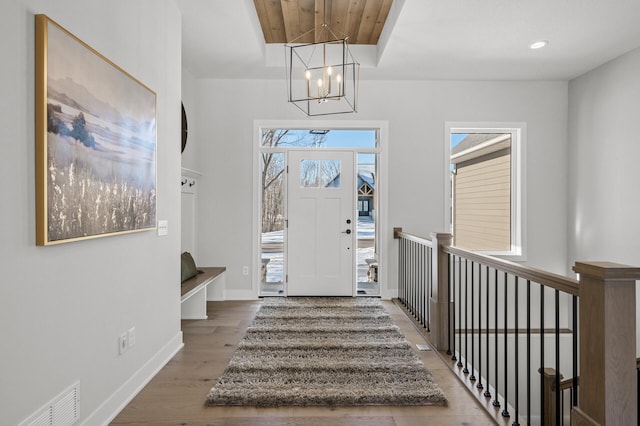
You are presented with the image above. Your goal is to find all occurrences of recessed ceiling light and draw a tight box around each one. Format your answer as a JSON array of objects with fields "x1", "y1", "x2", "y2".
[{"x1": 529, "y1": 40, "x2": 549, "y2": 50}]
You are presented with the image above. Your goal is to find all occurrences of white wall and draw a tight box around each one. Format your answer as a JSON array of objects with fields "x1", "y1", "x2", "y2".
[
  {"x1": 568, "y1": 47, "x2": 640, "y2": 354},
  {"x1": 568, "y1": 47, "x2": 640, "y2": 267},
  {"x1": 191, "y1": 78, "x2": 569, "y2": 297},
  {"x1": 0, "y1": 1, "x2": 183, "y2": 424}
]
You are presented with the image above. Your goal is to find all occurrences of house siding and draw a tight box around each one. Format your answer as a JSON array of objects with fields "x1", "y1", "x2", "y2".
[{"x1": 454, "y1": 150, "x2": 511, "y2": 251}]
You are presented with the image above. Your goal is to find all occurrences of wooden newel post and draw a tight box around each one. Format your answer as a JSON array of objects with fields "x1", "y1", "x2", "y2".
[
  {"x1": 539, "y1": 367, "x2": 563, "y2": 426},
  {"x1": 393, "y1": 227, "x2": 403, "y2": 239},
  {"x1": 430, "y1": 232, "x2": 453, "y2": 351},
  {"x1": 572, "y1": 262, "x2": 640, "y2": 426}
]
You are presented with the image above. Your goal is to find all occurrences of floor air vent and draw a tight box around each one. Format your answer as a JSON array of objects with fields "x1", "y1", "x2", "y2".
[{"x1": 20, "y1": 381, "x2": 80, "y2": 426}]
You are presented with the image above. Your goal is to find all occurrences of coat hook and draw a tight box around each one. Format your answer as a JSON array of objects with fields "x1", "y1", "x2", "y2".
[
  {"x1": 189, "y1": 180, "x2": 195, "y2": 187},
  {"x1": 181, "y1": 178, "x2": 187, "y2": 186}
]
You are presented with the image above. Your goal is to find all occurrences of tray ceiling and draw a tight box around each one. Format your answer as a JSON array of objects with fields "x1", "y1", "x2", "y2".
[{"x1": 253, "y1": 0, "x2": 393, "y2": 44}]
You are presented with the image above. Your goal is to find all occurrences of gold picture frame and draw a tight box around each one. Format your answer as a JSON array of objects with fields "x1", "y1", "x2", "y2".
[{"x1": 35, "y1": 15, "x2": 157, "y2": 246}]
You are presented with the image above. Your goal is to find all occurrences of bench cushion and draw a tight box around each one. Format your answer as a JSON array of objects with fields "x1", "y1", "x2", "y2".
[{"x1": 181, "y1": 251, "x2": 198, "y2": 282}]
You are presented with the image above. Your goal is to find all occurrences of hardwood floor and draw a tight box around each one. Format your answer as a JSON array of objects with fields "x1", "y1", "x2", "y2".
[{"x1": 111, "y1": 300, "x2": 497, "y2": 425}]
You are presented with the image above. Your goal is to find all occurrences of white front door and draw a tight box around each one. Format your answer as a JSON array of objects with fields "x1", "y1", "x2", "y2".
[{"x1": 287, "y1": 150, "x2": 354, "y2": 296}]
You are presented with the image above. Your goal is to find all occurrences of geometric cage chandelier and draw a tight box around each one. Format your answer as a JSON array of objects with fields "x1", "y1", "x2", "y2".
[{"x1": 284, "y1": 2, "x2": 359, "y2": 116}]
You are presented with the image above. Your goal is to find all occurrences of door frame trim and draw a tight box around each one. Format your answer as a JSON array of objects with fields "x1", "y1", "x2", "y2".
[{"x1": 252, "y1": 120, "x2": 389, "y2": 299}]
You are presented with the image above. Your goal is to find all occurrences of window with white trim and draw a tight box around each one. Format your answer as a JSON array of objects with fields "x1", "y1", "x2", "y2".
[{"x1": 447, "y1": 124, "x2": 526, "y2": 258}]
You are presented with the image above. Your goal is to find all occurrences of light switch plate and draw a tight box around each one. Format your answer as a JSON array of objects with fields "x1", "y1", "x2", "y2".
[{"x1": 157, "y1": 220, "x2": 168, "y2": 236}]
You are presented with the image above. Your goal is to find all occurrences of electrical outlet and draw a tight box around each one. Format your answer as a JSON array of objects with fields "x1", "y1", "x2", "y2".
[
  {"x1": 119, "y1": 332, "x2": 128, "y2": 355},
  {"x1": 128, "y1": 327, "x2": 136, "y2": 348},
  {"x1": 242, "y1": 266, "x2": 249, "y2": 275}
]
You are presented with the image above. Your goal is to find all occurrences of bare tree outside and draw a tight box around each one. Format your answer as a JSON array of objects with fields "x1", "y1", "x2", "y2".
[
  {"x1": 299, "y1": 160, "x2": 319, "y2": 187},
  {"x1": 260, "y1": 129, "x2": 327, "y2": 288},
  {"x1": 321, "y1": 160, "x2": 341, "y2": 187},
  {"x1": 260, "y1": 129, "x2": 326, "y2": 232},
  {"x1": 259, "y1": 128, "x2": 378, "y2": 295}
]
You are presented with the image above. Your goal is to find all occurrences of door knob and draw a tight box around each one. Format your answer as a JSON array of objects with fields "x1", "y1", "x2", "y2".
[{"x1": 342, "y1": 229, "x2": 352, "y2": 234}]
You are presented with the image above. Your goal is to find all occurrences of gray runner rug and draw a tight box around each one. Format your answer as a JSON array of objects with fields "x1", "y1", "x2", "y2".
[{"x1": 205, "y1": 297, "x2": 447, "y2": 407}]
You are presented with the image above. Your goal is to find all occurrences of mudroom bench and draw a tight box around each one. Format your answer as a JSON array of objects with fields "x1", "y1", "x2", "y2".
[{"x1": 180, "y1": 267, "x2": 226, "y2": 320}]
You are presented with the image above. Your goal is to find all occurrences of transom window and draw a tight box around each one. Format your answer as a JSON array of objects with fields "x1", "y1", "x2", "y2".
[{"x1": 260, "y1": 129, "x2": 377, "y2": 149}]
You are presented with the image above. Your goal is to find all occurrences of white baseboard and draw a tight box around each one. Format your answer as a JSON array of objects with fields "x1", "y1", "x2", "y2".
[
  {"x1": 224, "y1": 289, "x2": 258, "y2": 300},
  {"x1": 222, "y1": 290, "x2": 394, "y2": 300},
  {"x1": 81, "y1": 331, "x2": 184, "y2": 426},
  {"x1": 222, "y1": 289, "x2": 393, "y2": 301},
  {"x1": 384, "y1": 288, "x2": 398, "y2": 299}
]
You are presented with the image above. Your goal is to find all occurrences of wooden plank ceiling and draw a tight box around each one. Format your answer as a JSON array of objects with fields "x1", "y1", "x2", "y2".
[{"x1": 254, "y1": 0, "x2": 393, "y2": 44}]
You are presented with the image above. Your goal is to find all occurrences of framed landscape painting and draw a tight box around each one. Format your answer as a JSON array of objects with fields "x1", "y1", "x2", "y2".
[{"x1": 35, "y1": 15, "x2": 157, "y2": 246}]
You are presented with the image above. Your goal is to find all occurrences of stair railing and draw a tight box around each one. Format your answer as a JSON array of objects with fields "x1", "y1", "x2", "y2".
[{"x1": 394, "y1": 228, "x2": 639, "y2": 425}]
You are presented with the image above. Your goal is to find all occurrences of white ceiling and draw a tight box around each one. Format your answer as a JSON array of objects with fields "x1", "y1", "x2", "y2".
[{"x1": 176, "y1": 0, "x2": 640, "y2": 81}]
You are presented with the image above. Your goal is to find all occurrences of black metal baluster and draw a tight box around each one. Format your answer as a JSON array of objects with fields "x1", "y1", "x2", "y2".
[
  {"x1": 403, "y1": 239, "x2": 407, "y2": 307},
  {"x1": 415, "y1": 242, "x2": 419, "y2": 319},
  {"x1": 412, "y1": 242, "x2": 416, "y2": 318},
  {"x1": 421, "y1": 244, "x2": 425, "y2": 327},
  {"x1": 399, "y1": 238, "x2": 407, "y2": 307},
  {"x1": 540, "y1": 285, "x2": 545, "y2": 423},
  {"x1": 451, "y1": 254, "x2": 457, "y2": 361},
  {"x1": 399, "y1": 238, "x2": 404, "y2": 305},
  {"x1": 397, "y1": 238, "x2": 401, "y2": 304},
  {"x1": 406, "y1": 241, "x2": 413, "y2": 315},
  {"x1": 411, "y1": 241, "x2": 415, "y2": 317},
  {"x1": 464, "y1": 258, "x2": 469, "y2": 375},
  {"x1": 416, "y1": 243, "x2": 420, "y2": 322},
  {"x1": 418, "y1": 243, "x2": 422, "y2": 325},
  {"x1": 408, "y1": 241, "x2": 416, "y2": 318},
  {"x1": 424, "y1": 245, "x2": 428, "y2": 329},
  {"x1": 513, "y1": 276, "x2": 520, "y2": 426},
  {"x1": 420, "y1": 244, "x2": 425, "y2": 326},
  {"x1": 416, "y1": 242, "x2": 420, "y2": 320},
  {"x1": 477, "y1": 263, "x2": 483, "y2": 390},
  {"x1": 458, "y1": 257, "x2": 463, "y2": 368},
  {"x1": 562, "y1": 389, "x2": 566, "y2": 424},
  {"x1": 484, "y1": 265, "x2": 491, "y2": 398},
  {"x1": 415, "y1": 243, "x2": 419, "y2": 322},
  {"x1": 555, "y1": 289, "x2": 560, "y2": 426},
  {"x1": 572, "y1": 295, "x2": 578, "y2": 409},
  {"x1": 527, "y1": 280, "x2": 531, "y2": 424},
  {"x1": 402, "y1": 239, "x2": 407, "y2": 308},
  {"x1": 424, "y1": 245, "x2": 428, "y2": 330},
  {"x1": 469, "y1": 261, "x2": 476, "y2": 381},
  {"x1": 447, "y1": 253, "x2": 452, "y2": 356},
  {"x1": 502, "y1": 272, "x2": 510, "y2": 418},
  {"x1": 427, "y1": 245, "x2": 431, "y2": 332},
  {"x1": 493, "y1": 268, "x2": 500, "y2": 408}
]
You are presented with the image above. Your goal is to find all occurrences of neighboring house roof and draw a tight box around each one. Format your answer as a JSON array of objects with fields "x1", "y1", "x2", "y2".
[
  {"x1": 451, "y1": 133, "x2": 511, "y2": 165},
  {"x1": 451, "y1": 134, "x2": 503, "y2": 155},
  {"x1": 358, "y1": 164, "x2": 375, "y2": 191},
  {"x1": 358, "y1": 173, "x2": 375, "y2": 190},
  {"x1": 324, "y1": 174, "x2": 341, "y2": 188},
  {"x1": 323, "y1": 169, "x2": 375, "y2": 192}
]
